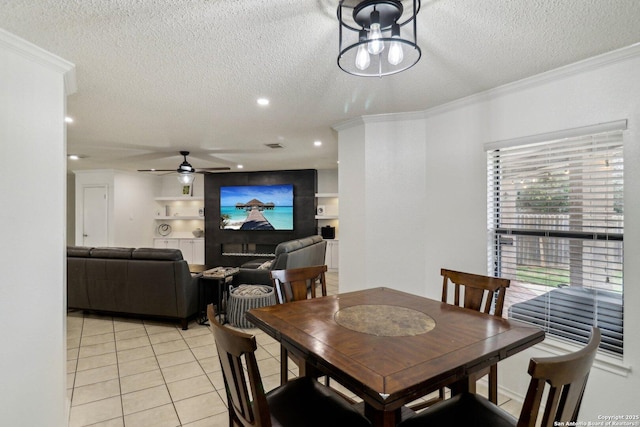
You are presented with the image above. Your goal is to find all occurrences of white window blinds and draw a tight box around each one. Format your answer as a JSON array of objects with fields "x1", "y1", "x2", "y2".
[{"x1": 486, "y1": 124, "x2": 624, "y2": 355}]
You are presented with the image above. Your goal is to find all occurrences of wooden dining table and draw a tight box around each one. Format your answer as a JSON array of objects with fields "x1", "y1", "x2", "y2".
[{"x1": 246, "y1": 287, "x2": 545, "y2": 427}]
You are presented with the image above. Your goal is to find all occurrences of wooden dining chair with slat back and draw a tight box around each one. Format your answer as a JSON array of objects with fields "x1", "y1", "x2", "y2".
[
  {"x1": 207, "y1": 304, "x2": 371, "y2": 427},
  {"x1": 399, "y1": 328, "x2": 601, "y2": 427},
  {"x1": 270, "y1": 265, "x2": 328, "y2": 385},
  {"x1": 411, "y1": 268, "x2": 510, "y2": 410}
]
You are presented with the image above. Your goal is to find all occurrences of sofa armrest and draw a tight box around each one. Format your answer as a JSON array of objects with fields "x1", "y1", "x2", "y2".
[
  {"x1": 173, "y1": 263, "x2": 200, "y2": 319},
  {"x1": 233, "y1": 268, "x2": 272, "y2": 286}
]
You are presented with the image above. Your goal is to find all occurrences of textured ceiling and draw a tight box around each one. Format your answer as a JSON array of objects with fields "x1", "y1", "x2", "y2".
[{"x1": 2, "y1": 0, "x2": 640, "y2": 173}]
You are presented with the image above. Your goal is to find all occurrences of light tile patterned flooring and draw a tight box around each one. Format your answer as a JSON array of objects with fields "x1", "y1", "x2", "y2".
[{"x1": 67, "y1": 272, "x2": 521, "y2": 426}]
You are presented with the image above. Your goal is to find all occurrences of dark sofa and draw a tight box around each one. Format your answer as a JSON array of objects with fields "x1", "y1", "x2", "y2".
[
  {"x1": 67, "y1": 246, "x2": 199, "y2": 329},
  {"x1": 233, "y1": 235, "x2": 327, "y2": 286},
  {"x1": 508, "y1": 286, "x2": 623, "y2": 354}
]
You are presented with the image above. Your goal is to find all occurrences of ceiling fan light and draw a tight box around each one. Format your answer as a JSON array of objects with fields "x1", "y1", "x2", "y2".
[{"x1": 177, "y1": 172, "x2": 195, "y2": 185}]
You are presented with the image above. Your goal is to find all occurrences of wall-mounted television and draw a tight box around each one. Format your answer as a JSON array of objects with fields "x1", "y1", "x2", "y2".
[{"x1": 220, "y1": 184, "x2": 294, "y2": 230}]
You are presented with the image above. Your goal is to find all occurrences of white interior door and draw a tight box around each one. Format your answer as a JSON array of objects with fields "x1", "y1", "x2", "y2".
[{"x1": 82, "y1": 185, "x2": 108, "y2": 247}]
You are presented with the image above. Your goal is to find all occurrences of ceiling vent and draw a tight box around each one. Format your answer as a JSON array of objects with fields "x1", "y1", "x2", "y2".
[{"x1": 265, "y1": 143, "x2": 284, "y2": 149}]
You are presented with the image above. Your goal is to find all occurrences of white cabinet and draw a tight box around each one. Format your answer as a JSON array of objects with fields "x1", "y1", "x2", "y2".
[
  {"x1": 153, "y1": 238, "x2": 181, "y2": 250},
  {"x1": 153, "y1": 238, "x2": 204, "y2": 264},
  {"x1": 179, "y1": 239, "x2": 205, "y2": 265},
  {"x1": 325, "y1": 239, "x2": 339, "y2": 270}
]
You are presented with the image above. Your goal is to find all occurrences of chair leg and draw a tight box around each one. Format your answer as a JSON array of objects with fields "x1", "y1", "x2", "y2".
[
  {"x1": 280, "y1": 345, "x2": 289, "y2": 386},
  {"x1": 408, "y1": 387, "x2": 445, "y2": 411},
  {"x1": 488, "y1": 364, "x2": 498, "y2": 404}
]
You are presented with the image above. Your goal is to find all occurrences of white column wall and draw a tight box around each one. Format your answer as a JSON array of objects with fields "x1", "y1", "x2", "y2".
[
  {"x1": 338, "y1": 122, "x2": 367, "y2": 291},
  {"x1": 0, "y1": 29, "x2": 75, "y2": 426},
  {"x1": 337, "y1": 45, "x2": 640, "y2": 418}
]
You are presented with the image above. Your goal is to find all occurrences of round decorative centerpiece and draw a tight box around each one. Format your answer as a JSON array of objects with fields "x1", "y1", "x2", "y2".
[{"x1": 334, "y1": 304, "x2": 435, "y2": 336}]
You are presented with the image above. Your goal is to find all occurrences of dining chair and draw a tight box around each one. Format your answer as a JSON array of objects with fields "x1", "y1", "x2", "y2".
[
  {"x1": 207, "y1": 304, "x2": 371, "y2": 427},
  {"x1": 399, "y1": 327, "x2": 601, "y2": 427},
  {"x1": 411, "y1": 268, "x2": 510, "y2": 410},
  {"x1": 270, "y1": 265, "x2": 328, "y2": 385},
  {"x1": 271, "y1": 264, "x2": 328, "y2": 304}
]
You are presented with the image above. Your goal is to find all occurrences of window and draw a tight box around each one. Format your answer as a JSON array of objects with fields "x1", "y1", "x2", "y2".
[{"x1": 486, "y1": 121, "x2": 625, "y2": 355}]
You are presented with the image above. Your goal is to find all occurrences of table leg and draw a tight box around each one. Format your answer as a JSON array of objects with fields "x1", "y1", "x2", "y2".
[
  {"x1": 197, "y1": 277, "x2": 208, "y2": 325},
  {"x1": 364, "y1": 403, "x2": 400, "y2": 427},
  {"x1": 448, "y1": 376, "x2": 473, "y2": 396},
  {"x1": 216, "y1": 279, "x2": 223, "y2": 324}
]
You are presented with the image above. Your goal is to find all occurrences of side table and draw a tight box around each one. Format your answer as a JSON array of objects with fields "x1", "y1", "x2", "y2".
[{"x1": 198, "y1": 267, "x2": 240, "y2": 325}]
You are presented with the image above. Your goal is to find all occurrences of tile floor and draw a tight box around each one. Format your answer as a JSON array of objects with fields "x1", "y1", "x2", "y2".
[{"x1": 66, "y1": 272, "x2": 521, "y2": 426}]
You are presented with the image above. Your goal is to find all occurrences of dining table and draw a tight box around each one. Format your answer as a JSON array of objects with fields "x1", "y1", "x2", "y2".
[{"x1": 246, "y1": 286, "x2": 545, "y2": 427}]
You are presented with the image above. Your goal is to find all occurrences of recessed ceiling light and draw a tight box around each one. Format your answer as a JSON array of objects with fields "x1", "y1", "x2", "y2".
[
  {"x1": 65, "y1": 116, "x2": 74, "y2": 123},
  {"x1": 68, "y1": 155, "x2": 80, "y2": 160},
  {"x1": 237, "y1": 164, "x2": 244, "y2": 169},
  {"x1": 314, "y1": 140, "x2": 322, "y2": 147},
  {"x1": 257, "y1": 98, "x2": 269, "y2": 106}
]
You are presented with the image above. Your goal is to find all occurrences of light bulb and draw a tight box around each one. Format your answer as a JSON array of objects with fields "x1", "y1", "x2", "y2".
[
  {"x1": 367, "y1": 22, "x2": 384, "y2": 55},
  {"x1": 388, "y1": 24, "x2": 403, "y2": 65},
  {"x1": 367, "y1": 10, "x2": 384, "y2": 55},
  {"x1": 355, "y1": 43, "x2": 371, "y2": 70},
  {"x1": 388, "y1": 41, "x2": 403, "y2": 65},
  {"x1": 355, "y1": 29, "x2": 370, "y2": 70}
]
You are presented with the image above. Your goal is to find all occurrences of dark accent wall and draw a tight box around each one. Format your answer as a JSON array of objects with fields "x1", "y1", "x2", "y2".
[{"x1": 204, "y1": 169, "x2": 317, "y2": 267}]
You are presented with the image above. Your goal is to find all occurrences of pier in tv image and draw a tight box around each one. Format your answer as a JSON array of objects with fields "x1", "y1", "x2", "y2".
[{"x1": 220, "y1": 184, "x2": 294, "y2": 230}]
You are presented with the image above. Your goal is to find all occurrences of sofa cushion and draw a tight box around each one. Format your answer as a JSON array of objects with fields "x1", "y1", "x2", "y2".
[
  {"x1": 68, "y1": 246, "x2": 93, "y2": 257},
  {"x1": 132, "y1": 248, "x2": 183, "y2": 261},
  {"x1": 90, "y1": 247, "x2": 134, "y2": 259}
]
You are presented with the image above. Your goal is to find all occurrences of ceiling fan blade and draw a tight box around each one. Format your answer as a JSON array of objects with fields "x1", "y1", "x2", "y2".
[
  {"x1": 137, "y1": 169, "x2": 176, "y2": 172},
  {"x1": 196, "y1": 167, "x2": 231, "y2": 173}
]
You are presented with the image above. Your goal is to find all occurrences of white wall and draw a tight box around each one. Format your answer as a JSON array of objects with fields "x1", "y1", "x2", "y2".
[
  {"x1": 74, "y1": 170, "x2": 160, "y2": 247},
  {"x1": 113, "y1": 172, "x2": 158, "y2": 246},
  {"x1": 0, "y1": 29, "x2": 75, "y2": 425},
  {"x1": 318, "y1": 168, "x2": 338, "y2": 193},
  {"x1": 337, "y1": 45, "x2": 640, "y2": 419}
]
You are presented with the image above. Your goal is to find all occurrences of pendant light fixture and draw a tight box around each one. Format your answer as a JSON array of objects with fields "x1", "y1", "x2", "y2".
[
  {"x1": 176, "y1": 153, "x2": 196, "y2": 186},
  {"x1": 338, "y1": 0, "x2": 421, "y2": 77}
]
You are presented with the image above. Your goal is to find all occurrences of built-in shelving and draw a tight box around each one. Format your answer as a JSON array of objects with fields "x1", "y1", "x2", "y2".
[
  {"x1": 315, "y1": 192, "x2": 339, "y2": 269},
  {"x1": 154, "y1": 196, "x2": 205, "y2": 220},
  {"x1": 315, "y1": 193, "x2": 339, "y2": 220},
  {"x1": 155, "y1": 196, "x2": 204, "y2": 201}
]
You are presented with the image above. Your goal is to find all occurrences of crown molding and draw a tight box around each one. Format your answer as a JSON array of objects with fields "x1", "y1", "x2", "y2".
[
  {"x1": 333, "y1": 42, "x2": 640, "y2": 130},
  {"x1": 0, "y1": 28, "x2": 76, "y2": 95},
  {"x1": 423, "y1": 42, "x2": 640, "y2": 119}
]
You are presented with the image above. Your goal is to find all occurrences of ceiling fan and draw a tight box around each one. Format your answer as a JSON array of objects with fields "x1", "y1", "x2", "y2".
[{"x1": 137, "y1": 151, "x2": 231, "y2": 175}]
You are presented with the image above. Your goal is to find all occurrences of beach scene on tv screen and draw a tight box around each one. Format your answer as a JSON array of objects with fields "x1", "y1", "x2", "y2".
[{"x1": 220, "y1": 184, "x2": 294, "y2": 230}]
